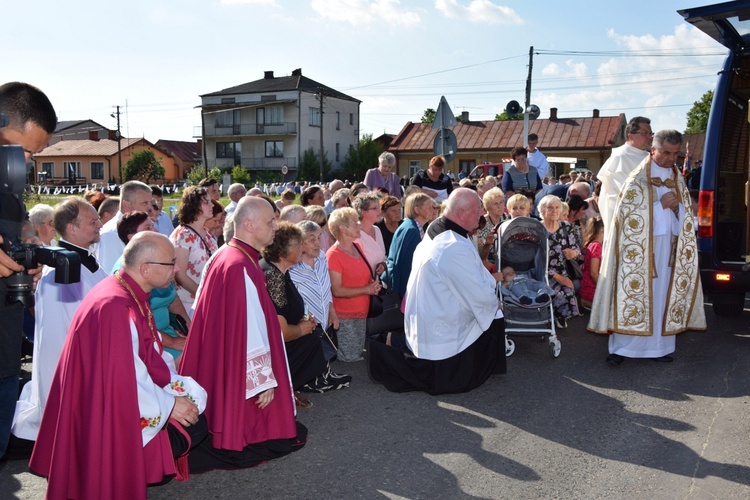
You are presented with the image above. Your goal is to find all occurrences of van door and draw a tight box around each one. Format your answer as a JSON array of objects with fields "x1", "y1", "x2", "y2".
[{"x1": 679, "y1": 1, "x2": 750, "y2": 315}]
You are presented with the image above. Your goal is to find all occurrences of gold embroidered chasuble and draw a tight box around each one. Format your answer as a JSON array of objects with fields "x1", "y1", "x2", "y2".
[{"x1": 588, "y1": 156, "x2": 706, "y2": 336}]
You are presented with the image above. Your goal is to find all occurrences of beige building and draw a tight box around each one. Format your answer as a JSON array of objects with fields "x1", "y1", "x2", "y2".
[{"x1": 198, "y1": 68, "x2": 360, "y2": 178}]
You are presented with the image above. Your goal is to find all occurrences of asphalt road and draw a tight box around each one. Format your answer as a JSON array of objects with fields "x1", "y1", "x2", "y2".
[{"x1": 3, "y1": 301, "x2": 750, "y2": 499}]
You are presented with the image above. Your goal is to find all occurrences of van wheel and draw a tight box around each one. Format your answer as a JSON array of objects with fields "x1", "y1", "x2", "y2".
[{"x1": 712, "y1": 294, "x2": 745, "y2": 316}]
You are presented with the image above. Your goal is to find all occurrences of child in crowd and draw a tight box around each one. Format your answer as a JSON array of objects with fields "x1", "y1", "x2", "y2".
[
  {"x1": 506, "y1": 194, "x2": 531, "y2": 218},
  {"x1": 578, "y1": 217, "x2": 604, "y2": 309},
  {"x1": 501, "y1": 266, "x2": 555, "y2": 307}
]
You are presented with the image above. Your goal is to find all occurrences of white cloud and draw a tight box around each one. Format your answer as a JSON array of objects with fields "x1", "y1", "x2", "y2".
[
  {"x1": 531, "y1": 24, "x2": 725, "y2": 131},
  {"x1": 310, "y1": 0, "x2": 421, "y2": 27},
  {"x1": 542, "y1": 63, "x2": 561, "y2": 76},
  {"x1": 434, "y1": 0, "x2": 523, "y2": 25},
  {"x1": 221, "y1": 0, "x2": 277, "y2": 5}
]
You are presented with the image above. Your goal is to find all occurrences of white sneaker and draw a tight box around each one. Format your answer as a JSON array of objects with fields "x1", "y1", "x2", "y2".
[{"x1": 554, "y1": 317, "x2": 567, "y2": 329}]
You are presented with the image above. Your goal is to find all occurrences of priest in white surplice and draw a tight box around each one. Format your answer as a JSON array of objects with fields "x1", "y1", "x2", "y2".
[
  {"x1": 588, "y1": 130, "x2": 706, "y2": 365},
  {"x1": 598, "y1": 116, "x2": 652, "y2": 234},
  {"x1": 12, "y1": 197, "x2": 109, "y2": 442},
  {"x1": 368, "y1": 188, "x2": 506, "y2": 394}
]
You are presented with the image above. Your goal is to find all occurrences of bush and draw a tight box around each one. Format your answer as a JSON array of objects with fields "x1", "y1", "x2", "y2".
[{"x1": 232, "y1": 165, "x2": 251, "y2": 186}]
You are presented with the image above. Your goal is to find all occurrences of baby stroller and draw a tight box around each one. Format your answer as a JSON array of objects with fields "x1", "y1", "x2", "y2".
[{"x1": 495, "y1": 217, "x2": 561, "y2": 358}]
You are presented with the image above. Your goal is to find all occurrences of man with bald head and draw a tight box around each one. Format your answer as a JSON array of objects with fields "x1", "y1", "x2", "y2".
[
  {"x1": 180, "y1": 196, "x2": 307, "y2": 472},
  {"x1": 96, "y1": 180, "x2": 155, "y2": 272},
  {"x1": 30, "y1": 232, "x2": 209, "y2": 499},
  {"x1": 369, "y1": 188, "x2": 507, "y2": 395}
]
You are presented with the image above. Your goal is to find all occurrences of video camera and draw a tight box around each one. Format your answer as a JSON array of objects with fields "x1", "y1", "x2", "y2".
[{"x1": 0, "y1": 114, "x2": 81, "y2": 307}]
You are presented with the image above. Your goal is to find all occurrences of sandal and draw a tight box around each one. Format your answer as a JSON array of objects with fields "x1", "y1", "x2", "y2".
[{"x1": 294, "y1": 391, "x2": 313, "y2": 410}]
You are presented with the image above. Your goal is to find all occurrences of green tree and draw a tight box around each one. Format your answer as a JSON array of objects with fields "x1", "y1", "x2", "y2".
[
  {"x1": 123, "y1": 150, "x2": 165, "y2": 183},
  {"x1": 685, "y1": 90, "x2": 713, "y2": 134},
  {"x1": 342, "y1": 134, "x2": 384, "y2": 180},
  {"x1": 421, "y1": 108, "x2": 461, "y2": 124},
  {"x1": 297, "y1": 148, "x2": 332, "y2": 182},
  {"x1": 495, "y1": 110, "x2": 524, "y2": 121},
  {"x1": 421, "y1": 108, "x2": 436, "y2": 123},
  {"x1": 231, "y1": 165, "x2": 251, "y2": 186},
  {"x1": 186, "y1": 164, "x2": 221, "y2": 185}
]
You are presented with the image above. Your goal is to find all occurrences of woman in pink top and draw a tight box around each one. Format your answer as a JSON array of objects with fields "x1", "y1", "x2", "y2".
[
  {"x1": 326, "y1": 207, "x2": 382, "y2": 362},
  {"x1": 353, "y1": 191, "x2": 386, "y2": 275},
  {"x1": 579, "y1": 217, "x2": 604, "y2": 309}
]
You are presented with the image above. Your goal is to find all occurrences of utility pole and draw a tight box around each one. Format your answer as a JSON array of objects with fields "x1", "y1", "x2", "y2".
[
  {"x1": 318, "y1": 89, "x2": 325, "y2": 182},
  {"x1": 523, "y1": 46, "x2": 534, "y2": 148},
  {"x1": 111, "y1": 105, "x2": 123, "y2": 183}
]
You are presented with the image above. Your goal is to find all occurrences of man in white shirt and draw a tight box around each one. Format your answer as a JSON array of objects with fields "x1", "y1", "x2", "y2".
[
  {"x1": 150, "y1": 185, "x2": 174, "y2": 236},
  {"x1": 368, "y1": 188, "x2": 506, "y2": 394},
  {"x1": 527, "y1": 133, "x2": 550, "y2": 179},
  {"x1": 597, "y1": 116, "x2": 652, "y2": 233},
  {"x1": 96, "y1": 180, "x2": 153, "y2": 272},
  {"x1": 225, "y1": 183, "x2": 247, "y2": 216}
]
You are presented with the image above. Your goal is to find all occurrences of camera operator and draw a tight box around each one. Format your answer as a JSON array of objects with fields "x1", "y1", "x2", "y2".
[{"x1": 0, "y1": 82, "x2": 57, "y2": 460}]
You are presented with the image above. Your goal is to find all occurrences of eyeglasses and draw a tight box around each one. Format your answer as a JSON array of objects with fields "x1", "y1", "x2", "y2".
[{"x1": 146, "y1": 258, "x2": 177, "y2": 267}]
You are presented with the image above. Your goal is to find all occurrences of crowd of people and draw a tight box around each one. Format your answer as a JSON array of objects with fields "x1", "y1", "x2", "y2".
[{"x1": 0, "y1": 82, "x2": 707, "y2": 498}]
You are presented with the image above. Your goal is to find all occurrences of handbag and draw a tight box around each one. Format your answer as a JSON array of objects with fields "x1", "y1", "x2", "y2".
[
  {"x1": 352, "y1": 243, "x2": 386, "y2": 319},
  {"x1": 561, "y1": 223, "x2": 583, "y2": 280},
  {"x1": 169, "y1": 313, "x2": 189, "y2": 336},
  {"x1": 314, "y1": 324, "x2": 338, "y2": 361}
]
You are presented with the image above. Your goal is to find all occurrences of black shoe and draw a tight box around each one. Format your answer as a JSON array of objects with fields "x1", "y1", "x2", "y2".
[
  {"x1": 536, "y1": 293, "x2": 550, "y2": 304},
  {"x1": 519, "y1": 296, "x2": 533, "y2": 305},
  {"x1": 652, "y1": 355, "x2": 674, "y2": 363},
  {"x1": 606, "y1": 353, "x2": 624, "y2": 366}
]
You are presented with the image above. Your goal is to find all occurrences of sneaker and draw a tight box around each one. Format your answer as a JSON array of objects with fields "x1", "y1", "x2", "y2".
[{"x1": 554, "y1": 316, "x2": 567, "y2": 329}]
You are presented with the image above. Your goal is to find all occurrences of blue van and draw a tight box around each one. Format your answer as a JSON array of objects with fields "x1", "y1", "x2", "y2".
[{"x1": 680, "y1": 1, "x2": 750, "y2": 315}]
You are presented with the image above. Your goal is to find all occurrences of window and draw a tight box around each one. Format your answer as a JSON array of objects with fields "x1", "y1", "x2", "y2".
[
  {"x1": 336, "y1": 112, "x2": 340, "y2": 130},
  {"x1": 309, "y1": 107, "x2": 320, "y2": 127},
  {"x1": 91, "y1": 162, "x2": 104, "y2": 180},
  {"x1": 259, "y1": 106, "x2": 283, "y2": 125},
  {"x1": 349, "y1": 113, "x2": 354, "y2": 125},
  {"x1": 265, "y1": 141, "x2": 284, "y2": 158},
  {"x1": 336, "y1": 143, "x2": 340, "y2": 162},
  {"x1": 41, "y1": 162, "x2": 54, "y2": 178},
  {"x1": 459, "y1": 160, "x2": 476, "y2": 175},
  {"x1": 216, "y1": 142, "x2": 241, "y2": 160},
  {"x1": 409, "y1": 160, "x2": 421, "y2": 179},
  {"x1": 220, "y1": 97, "x2": 235, "y2": 104},
  {"x1": 63, "y1": 161, "x2": 81, "y2": 177},
  {"x1": 216, "y1": 109, "x2": 240, "y2": 128}
]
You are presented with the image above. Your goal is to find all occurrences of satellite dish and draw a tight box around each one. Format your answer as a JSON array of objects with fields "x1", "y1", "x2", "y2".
[
  {"x1": 527, "y1": 104, "x2": 540, "y2": 120},
  {"x1": 505, "y1": 100, "x2": 522, "y2": 117}
]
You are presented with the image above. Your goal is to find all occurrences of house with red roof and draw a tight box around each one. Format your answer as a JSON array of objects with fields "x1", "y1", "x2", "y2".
[{"x1": 33, "y1": 137, "x2": 179, "y2": 185}]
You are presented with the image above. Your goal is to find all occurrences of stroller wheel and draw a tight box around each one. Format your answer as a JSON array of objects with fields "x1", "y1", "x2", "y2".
[
  {"x1": 549, "y1": 338, "x2": 561, "y2": 358},
  {"x1": 505, "y1": 337, "x2": 515, "y2": 357}
]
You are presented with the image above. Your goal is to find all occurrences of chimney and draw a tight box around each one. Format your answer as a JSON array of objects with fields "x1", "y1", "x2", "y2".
[
  {"x1": 264, "y1": 71, "x2": 274, "y2": 79},
  {"x1": 593, "y1": 109, "x2": 600, "y2": 118},
  {"x1": 108, "y1": 130, "x2": 117, "y2": 140},
  {"x1": 461, "y1": 111, "x2": 469, "y2": 123},
  {"x1": 88, "y1": 130, "x2": 99, "y2": 141},
  {"x1": 291, "y1": 68, "x2": 302, "y2": 77},
  {"x1": 550, "y1": 108, "x2": 558, "y2": 121}
]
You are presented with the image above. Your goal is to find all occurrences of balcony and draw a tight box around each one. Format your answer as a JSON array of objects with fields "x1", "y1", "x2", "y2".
[
  {"x1": 203, "y1": 122, "x2": 297, "y2": 138},
  {"x1": 213, "y1": 157, "x2": 297, "y2": 171}
]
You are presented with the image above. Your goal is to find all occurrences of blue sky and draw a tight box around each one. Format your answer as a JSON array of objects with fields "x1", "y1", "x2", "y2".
[{"x1": 5, "y1": 0, "x2": 727, "y2": 143}]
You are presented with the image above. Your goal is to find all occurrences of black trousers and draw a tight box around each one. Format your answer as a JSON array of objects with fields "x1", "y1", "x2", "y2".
[
  {"x1": 368, "y1": 318, "x2": 506, "y2": 395},
  {"x1": 285, "y1": 333, "x2": 327, "y2": 390}
]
